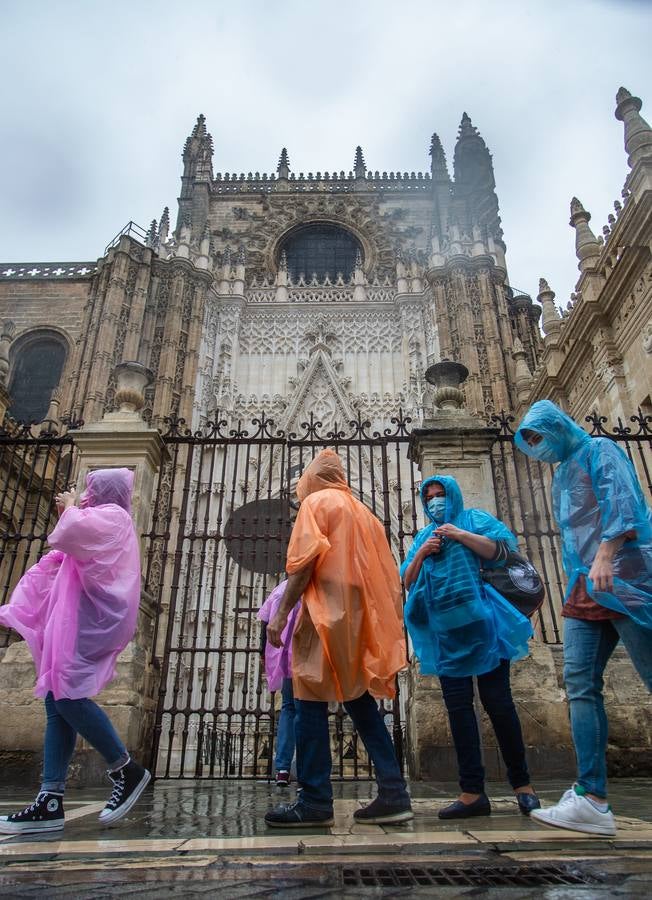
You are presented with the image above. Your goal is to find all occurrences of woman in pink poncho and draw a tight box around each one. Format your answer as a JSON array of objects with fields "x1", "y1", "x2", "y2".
[{"x1": 0, "y1": 468, "x2": 150, "y2": 835}]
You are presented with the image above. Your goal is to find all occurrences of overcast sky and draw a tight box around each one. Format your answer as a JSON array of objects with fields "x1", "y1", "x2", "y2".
[{"x1": 1, "y1": 0, "x2": 650, "y2": 305}]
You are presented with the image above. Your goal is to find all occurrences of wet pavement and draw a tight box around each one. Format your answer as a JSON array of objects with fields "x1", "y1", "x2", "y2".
[{"x1": 0, "y1": 779, "x2": 651, "y2": 897}]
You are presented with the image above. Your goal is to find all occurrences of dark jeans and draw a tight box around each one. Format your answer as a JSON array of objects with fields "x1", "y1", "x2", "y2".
[
  {"x1": 41, "y1": 692, "x2": 129, "y2": 793},
  {"x1": 440, "y1": 660, "x2": 530, "y2": 795},
  {"x1": 294, "y1": 691, "x2": 409, "y2": 811},
  {"x1": 274, "y1": 677, "x2": 296, "y2": 772}
]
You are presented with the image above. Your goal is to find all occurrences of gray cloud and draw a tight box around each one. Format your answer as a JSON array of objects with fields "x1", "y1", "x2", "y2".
[{"x1": 1, "y1": 0, "x2": 650, "y2": 303}]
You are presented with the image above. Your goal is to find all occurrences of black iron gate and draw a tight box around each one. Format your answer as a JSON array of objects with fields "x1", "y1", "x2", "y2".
[
  {"x1": 143, "y1": 407, "x2": 652, "y2": 779},
  {"x1": 0, "y1": 422, "x2": 78, "y2": 644},
  {"x1": 144, "y1": 411, "x2": 419, "y2": 779}
]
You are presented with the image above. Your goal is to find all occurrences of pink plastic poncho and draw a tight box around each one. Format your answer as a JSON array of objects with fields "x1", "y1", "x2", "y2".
[
  {"x1": 0, "y1": 468, "x2": 141, "y2": 700},
  {"x1": 257, "y1": 580, "x2": 301, "y2": 692}
]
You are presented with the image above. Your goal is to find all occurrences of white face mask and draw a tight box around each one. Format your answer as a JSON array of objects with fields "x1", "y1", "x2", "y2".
[{"x1": 427, "y1": 497, "x2": 446, "y2": 522}]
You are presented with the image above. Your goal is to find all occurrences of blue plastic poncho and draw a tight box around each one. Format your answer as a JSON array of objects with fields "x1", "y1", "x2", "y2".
[
  {"x1": 516, "y1": 400, "x2": 652, "y2": 628},
  {"x1": 400, "y1": 475, "x2": 533, "y2": 677}
]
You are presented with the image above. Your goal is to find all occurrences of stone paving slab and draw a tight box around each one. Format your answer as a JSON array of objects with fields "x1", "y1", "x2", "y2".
[{"x1": 0, "y1": 779, "x2": 650, "y2": 896}]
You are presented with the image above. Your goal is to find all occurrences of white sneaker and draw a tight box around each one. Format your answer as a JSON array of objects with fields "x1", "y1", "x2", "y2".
[{"x1": 530, "y1": 787, "x2": 616, "y2": 837}]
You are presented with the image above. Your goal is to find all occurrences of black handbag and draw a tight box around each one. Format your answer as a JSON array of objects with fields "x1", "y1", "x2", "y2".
[{"x1": 481, "y1": 550, "x2": 545, "y2": 619}]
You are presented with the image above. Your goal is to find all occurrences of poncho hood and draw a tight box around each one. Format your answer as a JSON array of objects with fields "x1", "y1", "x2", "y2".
[
  {"x1": 86, "y1": 467, "x2": 134, "y2": 512},
  {"x1": 296, "y1": 449, "x2": 351, "y2": 501},
  {"x1": 515, "y1": 400, "x2": 590, "y2": 463},
  {"x1": 420, "y1": 474, "x2": 464, "y2": 524}
]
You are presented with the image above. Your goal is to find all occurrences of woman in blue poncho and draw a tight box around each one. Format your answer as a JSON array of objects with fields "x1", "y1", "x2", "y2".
[
  {"x1": 516, "y1": 400, "x2": 652, "y2": 837},
  {"x1": 400, "y1": 475, "x2": 539, "y2": 819}
]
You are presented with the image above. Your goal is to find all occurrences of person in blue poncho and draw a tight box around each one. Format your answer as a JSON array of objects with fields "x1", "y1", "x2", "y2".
[
  {"x1": 400, "y1": 474, "x2": 540, "y2": 819},
  {"x1": 516, "y1": 400, "x2": 652, "y2": 837}
]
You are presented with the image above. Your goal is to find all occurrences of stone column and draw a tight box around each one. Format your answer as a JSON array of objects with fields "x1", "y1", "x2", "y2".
[
  {"x1": 405, "y1": 361, "x2": 573, "y2": 782},
  {"x1": 0, "y1": 320, "x2": 15, "y2": 423},
  {"x1": 0, "y1": 362, "x2": 167, "y2": 786}
]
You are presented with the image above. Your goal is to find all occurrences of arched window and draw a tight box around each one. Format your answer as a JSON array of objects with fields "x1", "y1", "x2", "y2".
[
  {"x1": 8, "y1": 333, "x2": 67, "y2": 423},
  {"x1": 279, "y1": 224, "x2": 362, "y2": 283}
]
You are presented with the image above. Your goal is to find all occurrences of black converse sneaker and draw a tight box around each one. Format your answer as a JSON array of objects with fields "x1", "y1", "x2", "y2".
[
  {"x1": 98, "y1": 759, "x2": 151, "y2": 825},
  {"x1": 0, "y1": 791, "x2": 65, "y2": 834}
]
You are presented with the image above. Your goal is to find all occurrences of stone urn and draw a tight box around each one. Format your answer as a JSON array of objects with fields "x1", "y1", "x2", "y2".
[
  {"x1": 113, "y1": 361, "x2": 154, "y2": 414},
  {"x1": 424, "y1": 359, "x2": 469, "y2": 411}
]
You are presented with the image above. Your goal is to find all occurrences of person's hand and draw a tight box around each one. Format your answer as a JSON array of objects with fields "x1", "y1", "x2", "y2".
[
  {"x1": 267, "y1": 609, "x2": 289, "y2": 648},
  {"x1": 54, "y1": 489, "x2": 77, "y2": 514},
  {"x1": 420, "y1": 535, "x2": 443, "y2": 557},
  {"x1": 435, "y1": 523, "x2": 465, "y2": 541},
  {"x1": 589, "y1": 555, "x2": 614, "y2": 593}
]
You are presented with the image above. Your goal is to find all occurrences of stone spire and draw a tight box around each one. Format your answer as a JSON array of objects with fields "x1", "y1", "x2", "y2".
[
  {"x1": 615, "y1": 87, "x2": 652, "y2": 169},
  {"x1": 277, "y1": 148, "x2": 290, "y2": 180},
  {"x1": 457, "y1": 112, "x2": 482, "y2": 143},
  {"x1": 354, "y1": 146, "x2": 366, "y2": 179},
  {"x1": 569, "y1": 197, "x2": 600, "y2": 272},
  {"x1": 429, "y1": 133, "x2": 451, "y2": 182},
  {"x1": 451, "y1": 112, "x2": 502, "y2": 244},
  {"x1": 158, "y1": 206, "x2": 170, "y2": 245},
  {"x1": 145, "y1": 219, "x2": 158, "y2": 248},
  {"x1": 178, "y1": 114, "x2": 214, "y2": 231},
  {"x1": 182, "y1": 114, "x2": 214, "y2": 179},
  {"x1": 430, "y1": 133, "x2": 452, "y2": 239},
  {"x1": 538, "y1": 278, "x2": 562, "y2": 337}
]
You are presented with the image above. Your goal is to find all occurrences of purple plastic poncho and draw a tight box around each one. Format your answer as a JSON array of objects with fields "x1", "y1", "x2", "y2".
[
  {"x1": 257, "y1": 580, "x2": 301, "y2": 692},
  {"x1": 0, "y1": 468, "x2": 141, "y2": 700}
]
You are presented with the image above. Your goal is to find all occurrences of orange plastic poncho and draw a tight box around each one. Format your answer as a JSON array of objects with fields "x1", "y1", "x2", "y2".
[{"x1": 286, "y1": 449, "x2": 407, "y2": 702}]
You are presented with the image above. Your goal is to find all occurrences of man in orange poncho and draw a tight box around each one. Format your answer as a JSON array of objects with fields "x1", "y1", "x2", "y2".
[{"x1": 264, "y1": 449, "x2": 412, "y2": 827}]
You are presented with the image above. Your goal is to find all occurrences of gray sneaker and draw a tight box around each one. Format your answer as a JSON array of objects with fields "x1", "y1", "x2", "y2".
[{"x1": 354, "y1": 796, "x2": 413, "y2": 824}]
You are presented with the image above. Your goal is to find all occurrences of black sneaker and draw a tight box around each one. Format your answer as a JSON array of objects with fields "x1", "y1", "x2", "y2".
[
  {"x1": 0, "y1": 791, "x2": 65, "y2": 834},
  {"x1": 265, "y1": 800, "x2": 334, "y2": 828},
  {"x1": 354, "y1": 796, "x2": 413, "y2": 824},
  {"x1": 98, "y1": 759, "x2": 151, "y2": 825}
]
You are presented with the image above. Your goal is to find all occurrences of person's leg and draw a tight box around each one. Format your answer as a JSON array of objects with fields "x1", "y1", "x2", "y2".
[
  {"x1": 274, "y1": 678, "x2": 296, "y2": 774},
  {"x1": 293, "y1": 698, "x2": 333, "y2": 811},
  {"x1": 343, "y1": 692, "x2": 409, "y2": 805},
  {"x1": 265, "y1": 697, "x2": 334, "y2": 827},
  {"x1": 476, "y1": 660, "x2": 531, "y2": 791},
  {"x1": 41, "y1": 691, "x2": 78, "y2": 793},
  {"x1": 53, "y1": 697, "x2": 150, "y2": 826},
  {"x1": 614, "y1": 617, "x2": 652, "y2": 692},
  {"x1": 563, "y1": 617, "x2": 618, "y2": 799},
  {"x1": 476, "y1": 660, "x2": 540, "y2": 815},
  {"x1": 439, "y1": 674, "x2": 485, "y2": 796},
  {"x1": 53, "y1": 697, "x2": 129, "y2": 770}
]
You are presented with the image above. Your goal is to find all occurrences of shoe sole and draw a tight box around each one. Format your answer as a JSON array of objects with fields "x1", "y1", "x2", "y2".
[
  {"x1": 99, "y1": 770, "x2": 151, "y2": 826},
  {"x1": 0, "y1": 819, "x2": 64, "y2": 835},
  {"x1": 265, "y1": 817, "x2": 334, "y2": 828},
  {"x1": 354, "y1": 810, "x2": 414, "y2": 825},
  {"x1": 530, "y1": 811, "x2": 616, "y2": 837}
]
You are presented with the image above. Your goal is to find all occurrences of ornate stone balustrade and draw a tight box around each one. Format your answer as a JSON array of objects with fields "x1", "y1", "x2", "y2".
[
  {"x1": 0, "y1": 262, "x2": 97, "y2": 279},
  {"x1": 245, "y1": 285, "x2": 396, "y2": 304},
  {"x1": 212, "y1": 170, "x2": 432, "y2": 194}
]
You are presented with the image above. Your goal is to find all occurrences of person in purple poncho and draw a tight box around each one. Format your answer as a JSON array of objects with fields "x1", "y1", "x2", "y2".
[
  {"x1": 258, "y1": 580, "x2": 301, "y2": 787},
  {"x1": 0, "y1": 468, "x2": 150, "y2": 835}
]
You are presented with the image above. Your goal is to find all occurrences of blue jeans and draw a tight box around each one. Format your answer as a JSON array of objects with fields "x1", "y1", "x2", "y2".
[
  {"x1": 274, "y1": 678, "x2": 296, "y2": 772},
  {"x1": 563, "y1": 616, "x2": 652, "y2": 798},
  {"x1": 294, "y1": 691, "x2": 409, "y2": 812},
  {"x1": 440, "y1": 660, "x2": 530, "y2": 794},
  {"x1": 41, "y1": 692, "x2": 129, "y2": 793}
]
